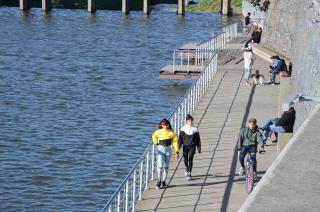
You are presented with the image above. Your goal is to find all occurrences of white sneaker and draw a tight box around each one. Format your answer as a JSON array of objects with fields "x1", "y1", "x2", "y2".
[
  {"x1": 239, "y1": 167, "x2": 245, "y2": 176},
  {"x1": 184, "y1": 171, "x2": 188, "y2": 177},
  {"x1": 187, "y1": 172, "x2": 192, "y2": 181}
]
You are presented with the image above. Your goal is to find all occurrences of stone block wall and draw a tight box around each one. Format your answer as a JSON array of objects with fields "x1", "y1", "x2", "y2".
[{"x1": 260, "y1": 0, "x2": 320, "y2": 131}]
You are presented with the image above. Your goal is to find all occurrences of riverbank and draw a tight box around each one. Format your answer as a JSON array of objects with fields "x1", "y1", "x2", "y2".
[{"x1": 186, "y1": 0, "x2": 242, "y2": 13}]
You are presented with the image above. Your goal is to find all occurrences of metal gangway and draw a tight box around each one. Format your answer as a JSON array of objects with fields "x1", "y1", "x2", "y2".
[
  {"x1": 159, "y1": 23, "x2": 238, "y2": 79},
  {"x1": 102, "y1": 22, "x2": 238, "y2": 212}
]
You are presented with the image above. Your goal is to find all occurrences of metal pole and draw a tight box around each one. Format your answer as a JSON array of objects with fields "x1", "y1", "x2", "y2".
[
  {"x1": 132, "y1": 172, "x2": 136, "y2": 212},
  {"x1": 151, "y1": 145, "x2": 155, "y2": 179},
  {"x1": 139, "y1": 161, "x2": 143, "y2": 200},
  {"x1": 117, "y1": 193, "x2": 120, "y2": 212},
  {"x1": 125, "y1": 181, "x2": 129, "y2": 212},
  {"x1": 145, "y1": 152, "x2": 149, "y2": 189}
]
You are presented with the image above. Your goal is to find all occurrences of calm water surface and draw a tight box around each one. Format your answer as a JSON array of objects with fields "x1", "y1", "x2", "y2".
[{"x1": 0, "y1": 7, "x2": 235, "y2": 211}]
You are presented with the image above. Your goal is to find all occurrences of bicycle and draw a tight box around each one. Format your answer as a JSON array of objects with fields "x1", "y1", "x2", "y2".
[{"x1": 245, "y1": 152, "x2": 256, "y2": 194}]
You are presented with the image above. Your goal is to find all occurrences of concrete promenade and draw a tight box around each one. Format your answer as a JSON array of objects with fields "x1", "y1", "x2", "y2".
[{"x1": 136, "y1": 37, "x2": 282, "y2": 211}]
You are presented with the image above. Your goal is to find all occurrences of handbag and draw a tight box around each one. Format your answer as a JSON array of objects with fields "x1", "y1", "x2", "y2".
[{"x1": 279, "y1": 71, "x2": 289, "y2": 77}]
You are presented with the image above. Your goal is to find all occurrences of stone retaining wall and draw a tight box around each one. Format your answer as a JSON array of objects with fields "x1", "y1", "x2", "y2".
[{"x1": 260, "y1": 0, "x2": 320, "y2": 131}]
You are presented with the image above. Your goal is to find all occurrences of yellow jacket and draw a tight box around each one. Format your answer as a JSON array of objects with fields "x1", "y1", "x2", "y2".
[{"x1": 152, "y1": 128, "x2": 179, "y2": 153}]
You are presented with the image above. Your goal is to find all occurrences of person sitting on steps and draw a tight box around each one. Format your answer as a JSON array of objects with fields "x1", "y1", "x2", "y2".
[{"x1": 259, "y1": 107, "x2": 296, "y2": 144}]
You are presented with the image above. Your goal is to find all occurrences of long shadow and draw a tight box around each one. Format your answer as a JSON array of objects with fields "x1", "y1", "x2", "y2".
[
  {"x1": 153, "y1": 70, "x2": 228, "y2": 212},
  {"x1": 192, "y1": 70, "x2": 245, "y2": 212},
  {"x1": 220, "y1": 83, "x2": 256, "y2": 212}
]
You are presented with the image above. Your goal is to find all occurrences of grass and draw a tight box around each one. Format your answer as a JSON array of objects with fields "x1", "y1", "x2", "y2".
[{"x1": 186, "y1": 0, "x2": 242, "y2": 13}]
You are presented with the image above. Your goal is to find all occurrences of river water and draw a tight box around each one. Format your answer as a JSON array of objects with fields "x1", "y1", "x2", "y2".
[{"x1": 0, "y1": 7, "x2": 236, "y2": 211}]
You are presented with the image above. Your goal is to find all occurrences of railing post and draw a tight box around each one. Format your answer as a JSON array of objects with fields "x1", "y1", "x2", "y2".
[
  {"x1": 125, "y1": 181, "x2": 129, "y2": 212},
  {"x1": 139, "y1": 161, "x2": 143, "y2": 200},
  {"x1": 132, "y1": 171, "x2": 136, "y2": 212},
  {"x1": 151, "y1": 145, "x2": 155, "y2": 179},
  {"x1": 117, "y1": 193, "x2": 120, "y2": 212},
  {"x1": 145, "y1": 152, "x2": 149, "y2": 189}
]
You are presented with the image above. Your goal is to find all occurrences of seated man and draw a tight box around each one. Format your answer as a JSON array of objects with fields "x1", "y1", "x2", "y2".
[
  {"x1": 237, "y1": 118, "x2": 264, "y2": 176},
  {"x1": 260, "y1": 107, "x2": 296, "y2": 143}
]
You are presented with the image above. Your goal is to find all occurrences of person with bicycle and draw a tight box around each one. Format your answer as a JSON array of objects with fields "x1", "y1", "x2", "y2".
[{"x1": 237, "y1": 118, "x2": 264, "y2": 177}]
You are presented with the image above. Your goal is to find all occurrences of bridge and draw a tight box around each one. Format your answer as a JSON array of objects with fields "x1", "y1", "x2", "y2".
[{"x1": 17, "y1": 0, "x2": 232, "y2": 15}]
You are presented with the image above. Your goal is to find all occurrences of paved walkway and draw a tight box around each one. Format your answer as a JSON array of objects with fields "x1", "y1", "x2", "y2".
[{"x1": 136, "y1": 37, "x2": 281, "y2": 212}]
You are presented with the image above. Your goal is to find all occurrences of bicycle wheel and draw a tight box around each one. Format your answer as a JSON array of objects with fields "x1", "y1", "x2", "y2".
[{"x1": 245, "y1": 163, "x2": 254, "y2": 194}]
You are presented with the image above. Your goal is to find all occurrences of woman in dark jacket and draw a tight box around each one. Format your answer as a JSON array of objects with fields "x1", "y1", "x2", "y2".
[
  {"x1": 260, "y1": 107, "x2": 296, "y2": 143},
  {"x1": 179, "y1": 114, "x2": 201, "y2": 181}
]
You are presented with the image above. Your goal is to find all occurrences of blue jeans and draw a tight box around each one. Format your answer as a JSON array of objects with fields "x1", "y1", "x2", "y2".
[
  {"x1": 261, "y1": 117, "x2": 286, "y2": 141},
  {"x1": 239, "y1": 146, "x2": 257, "y2": 172},
  {"x1": 244, "y1": 68, "x2": 251, "y2": 81},
  {"x1": 157, "y1": 145, "x2": 171, "y2": 181},
  {"x1": 271, "y1": 70, "x2": 279, "y2": 82}
]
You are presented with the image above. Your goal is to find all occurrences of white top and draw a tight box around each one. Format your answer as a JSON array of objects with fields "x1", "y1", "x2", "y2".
[
  {"x1": 244, "y1": 51, "x2": 254, "y2": 69},
  {"x1": 180, "y1": 124, "x2": 198, "y2": 135}
]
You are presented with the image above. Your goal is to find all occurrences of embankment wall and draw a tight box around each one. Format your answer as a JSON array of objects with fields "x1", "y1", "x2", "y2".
[{"x1": 261, "y1": 0, "x2": 320, "y2": 130}]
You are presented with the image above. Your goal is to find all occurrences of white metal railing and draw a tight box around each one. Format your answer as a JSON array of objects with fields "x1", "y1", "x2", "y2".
[
  {"x1": 196, "y1": 22, "x2": 238, "y2": 52},
  {"x1": 172, "y1": 49, "x2": 215, "y2": 72},
  {"x1": 101, "y1": 22, "x2": 238, "y2": 212}
]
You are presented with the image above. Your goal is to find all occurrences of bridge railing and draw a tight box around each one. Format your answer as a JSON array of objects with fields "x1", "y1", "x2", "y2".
[{"x1": 101, "y1": 23, "x2": 238, "y2": 212}]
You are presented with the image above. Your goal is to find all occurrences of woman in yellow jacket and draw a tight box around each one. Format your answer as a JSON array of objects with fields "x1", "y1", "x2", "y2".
[{"x1": 152, "y1": 118, "x2": 180, "y2": 189}]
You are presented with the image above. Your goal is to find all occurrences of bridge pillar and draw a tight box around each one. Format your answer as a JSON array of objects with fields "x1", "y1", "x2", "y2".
[
  {"x1": 88, "y1": 0, "x2": 96, "y2": 13},
  {"x1": 122, "y1": 0, "x2": 130, "y2": 14},
  {"x1": 42, "y1": 0, "x2": 52, "y2": 12},
  {"x1": 143, "y1": 0, "x2": 151, "y2": 15},
  {"x1": 178, "y1": 0, "x2": 185, "y2": 15},
  {"x1": 222, "y1": 0, "x2": 231, "y2": 15},
  {"x1": 20, "y1": 0, "x2": 29, "y2": 10}
]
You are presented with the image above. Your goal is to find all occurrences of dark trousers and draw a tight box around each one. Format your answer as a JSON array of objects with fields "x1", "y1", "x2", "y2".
[
  {"x1": 239, "y1": 146, "x2": 257, "y2": 172},
  {"x1": 183, "y1": 145, "x2": 196, "y2": 173}
]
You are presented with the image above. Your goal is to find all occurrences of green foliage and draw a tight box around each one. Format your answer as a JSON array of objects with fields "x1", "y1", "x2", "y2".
[
  {"x1": 186, "y1": 0, "x2": 242, "y2": 13},
  {"x1": 231, "y1": 0, "x2": 242, "y2": 8},
  {"x1": 186, "y1": 0, "x2": 221, "y2": 12}
]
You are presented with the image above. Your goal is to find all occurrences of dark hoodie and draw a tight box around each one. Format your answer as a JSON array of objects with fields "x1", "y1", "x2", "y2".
[
  {"x1": 178, "y1": 125, "x2": 201, "y2": 153},
  {"x1": 276, "y1": 107, "x2": 296, "y2": 132}
]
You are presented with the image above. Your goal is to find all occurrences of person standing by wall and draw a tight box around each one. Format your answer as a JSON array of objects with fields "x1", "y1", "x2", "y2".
[
  {"x1": 243, "y1": 46, "x2": 255, "y2": 86},
  {"x1": 152, "y1": 119, "x2": 180, "y2": 189},
  {"x1": 178, "y1": 114, "x2": 201, "y2": 181}
]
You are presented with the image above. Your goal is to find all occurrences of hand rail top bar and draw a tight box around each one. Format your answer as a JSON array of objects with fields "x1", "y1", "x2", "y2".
[{"x1": 196, "y1": 31, "x2": 225, "y2": 46}]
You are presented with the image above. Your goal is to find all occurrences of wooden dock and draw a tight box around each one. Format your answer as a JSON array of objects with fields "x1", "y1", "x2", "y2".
[
  {"x1": 159, "y1": 65, "x2": 203, "y2": 79},
  {"x1": 178, "y1": 42, "x2": 199, "y2": 50}
]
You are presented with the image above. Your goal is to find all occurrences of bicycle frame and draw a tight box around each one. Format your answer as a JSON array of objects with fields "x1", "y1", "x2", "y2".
[{"x1": 245, "y1": 152, "x2": 255, "y2": 194}]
